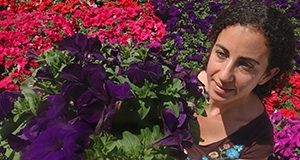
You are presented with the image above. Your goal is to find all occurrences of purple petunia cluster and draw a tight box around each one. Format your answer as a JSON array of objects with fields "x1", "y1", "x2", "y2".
[
  {"x1": 150, "y1": 0, "x2": 225, "y2": 70},
  {"x1": 6, "y1": 33, "x2": 136, "y2": 159}
]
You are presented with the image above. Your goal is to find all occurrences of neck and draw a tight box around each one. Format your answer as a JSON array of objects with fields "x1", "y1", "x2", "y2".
[{"x1": 206, "y1": 92, "x2": 262, "y2": 117}]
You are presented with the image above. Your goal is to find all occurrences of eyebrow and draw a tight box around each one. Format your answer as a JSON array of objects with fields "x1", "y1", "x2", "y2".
[{"x1": 215, "y1": 44, "x2": 260, "y2": 65}]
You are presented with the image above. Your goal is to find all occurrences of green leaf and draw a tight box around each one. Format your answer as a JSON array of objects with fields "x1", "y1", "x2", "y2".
[
  {"x1": 159, "y1": 78, "x2": 183, "y2": 98},
  {"x1": 85, "y1": 127, "x2": 169, "y2": 160},
  {"x1": 0, "y1": 113, "x2": 31, "y2": 140},
  {"x1": 131, "y1": 82, "x2": 158, "y2": 99},
  {"x1": 138, "y1": 100, "x2": 151, "y2": 120},
  {"x1": 11, "y1": 81, "x2": 42, "y2": 117},
  {"x1": 21, "y1": 87, "x2": 40, "y2": 115},
  {"x1": 85, "y1": 133, "x2": 126, "y2": 159},
  {"x1": 37, "y1": 49, "x2": 74, "y2": 78},
  {"x1": 139, "y1": 125, "x2": 163, "y2": 146},
  {"x1": 283, "y1": 99, "x2": 294, "y2": 110},
  {"x1": 117, "y1": 131, "x2": 141, "y2": 154}
]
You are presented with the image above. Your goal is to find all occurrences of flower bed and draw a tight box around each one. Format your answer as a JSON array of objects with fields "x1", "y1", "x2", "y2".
[{"x1": 0, "y1": 0, "x2": 299, "y2": 159}]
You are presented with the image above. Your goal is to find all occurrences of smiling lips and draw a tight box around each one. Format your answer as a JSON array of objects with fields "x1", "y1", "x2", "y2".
[{"x1": 213, "y1": 81, "x2": 235, "y2": 95}]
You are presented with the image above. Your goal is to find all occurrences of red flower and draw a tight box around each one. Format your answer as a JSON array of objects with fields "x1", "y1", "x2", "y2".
[
  {"x1": 291, "y1": 96, "x2": 300, "y2": 110},
  {"x1": 72, "y1": 0, "x2": 166, "y2": 45},
  {"x1": 263, "y1": 91, "x2": 280, "y2": 114},
  {"x1": 280, "y1": 92, "x2": 290, "y2": 105},
  {"x1": 279, "y1": 108, "x2": 298, "y2": 118},
  {"x1": 289, "y1": 71, "x2": 300, "y2": 85}
]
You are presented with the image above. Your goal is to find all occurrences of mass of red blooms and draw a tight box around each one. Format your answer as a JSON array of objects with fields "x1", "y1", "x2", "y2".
[
  {"x1": 263, "y1": 71, "x2": 300, "y2": 118},
  {"x1": 0, "y1": 10, "x2": 76, "y2": 92},
  {"x1": 0, "y1": 0, "x2": 92, "y2": 13},
  {"x1": 0, "y1": 0, "x2": 166, "y2": 92},
  {"x1": 72, "y1": 0, "x2": 166, "y2": 44}
]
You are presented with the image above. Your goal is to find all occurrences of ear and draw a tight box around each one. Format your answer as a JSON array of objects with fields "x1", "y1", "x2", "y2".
[{"x1": 258, "y1": 67, "x2": 280, "y2": 85}]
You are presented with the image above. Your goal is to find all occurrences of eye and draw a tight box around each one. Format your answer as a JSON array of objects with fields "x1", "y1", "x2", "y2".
[
  {"x1": 216, "y1": 50, "x2": 227, "y2": 59},
  {"x1": 239, "y1": 61, "x2": 254, "y2": 71}
]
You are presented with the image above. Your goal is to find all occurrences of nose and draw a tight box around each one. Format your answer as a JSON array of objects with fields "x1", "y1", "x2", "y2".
[{"x1": 219, "y1": 61, "x2": 235, "y2": 83}]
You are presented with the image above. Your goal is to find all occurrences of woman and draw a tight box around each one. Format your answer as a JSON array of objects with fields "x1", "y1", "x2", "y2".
[{"x1": 185, "y1": 2, "x2": 296, "y2": 160}]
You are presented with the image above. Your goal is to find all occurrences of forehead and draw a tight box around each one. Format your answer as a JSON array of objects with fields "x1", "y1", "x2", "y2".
[{"x1": 215, "y1": 25, "x2": 269, "y2": 60}]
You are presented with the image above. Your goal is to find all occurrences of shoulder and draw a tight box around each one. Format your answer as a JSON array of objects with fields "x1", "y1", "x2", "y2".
[
  {"x1": 197, "y1": 70, "x2": 207, "y2": 86},
  {"x1": 231, "y1": 112, "x2": 273, "y2": 145},
  {"x1": 197, "y1": 70, "x2": 209, "y2": 98},
  {"x1": 237, "y1": 112, "x2": 274, "y2": 159}
]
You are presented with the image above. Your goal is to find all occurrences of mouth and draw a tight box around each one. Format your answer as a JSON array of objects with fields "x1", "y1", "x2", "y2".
[{"x1": 214, "y1": 81, "x2": 235, "y2": 93}]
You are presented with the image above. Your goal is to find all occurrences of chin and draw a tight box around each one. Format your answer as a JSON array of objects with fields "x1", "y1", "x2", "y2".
[
  {"x1": 208, "y1": 92, "x2": 239, "y2": 105},
  {"x1": 209, "y1": 94, "x2": 232, "y2": 104}
]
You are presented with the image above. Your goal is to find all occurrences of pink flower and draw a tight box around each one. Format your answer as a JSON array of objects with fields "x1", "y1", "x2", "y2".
[{"x1": 0, "y1": 77, "x2": 19, "y2": 91}]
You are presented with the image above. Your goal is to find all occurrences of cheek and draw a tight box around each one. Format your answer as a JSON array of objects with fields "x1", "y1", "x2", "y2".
[
  {"x1": 235, "y1": 74, "x2": 261, "y2": 91},
  {"x1": 206, "y1": 56, "x2": 218, "y2": 74}
]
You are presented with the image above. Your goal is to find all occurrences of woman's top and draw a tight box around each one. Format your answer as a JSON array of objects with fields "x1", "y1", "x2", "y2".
[{"x1": 185, "y1": 112, "x2": 274, "y2": 160}]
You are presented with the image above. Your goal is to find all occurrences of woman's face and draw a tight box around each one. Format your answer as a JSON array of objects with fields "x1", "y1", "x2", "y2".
[{"x1": 206, "y1": 25, "x2": 277, "y2": 105}]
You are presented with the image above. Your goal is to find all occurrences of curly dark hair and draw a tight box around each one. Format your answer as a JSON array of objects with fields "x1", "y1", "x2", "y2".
[{"x1": 208, "y1": 2, "x2": 296, "y2": 99}]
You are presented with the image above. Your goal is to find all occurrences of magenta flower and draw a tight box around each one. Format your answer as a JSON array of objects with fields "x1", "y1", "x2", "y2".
[{"x1": 270, "y1": 111, "x2": 300, "y2": 159}]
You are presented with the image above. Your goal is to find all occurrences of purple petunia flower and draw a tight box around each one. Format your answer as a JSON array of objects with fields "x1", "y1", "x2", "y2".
[
  {"x1": 166, "y1": 16, "x2": 179, "y2": 27},
  {"x1": 197, "y1": 45, "x2": 206, "y2": 52},
  {"x1": 60, "y1": 63, "x2": 108, "y2": 102},
  {"x1": 208, "y1": 1, "x2": 224, "y2": 14},
  {"x1": 20, "y1": 121, "x2": 92, "y2": 160},
  {"x1": 36, "y1": 66, "x2": 54, "y2": 80},
  {"x1": 147, "y1": 41, "x2": 163, "y2": 57},
  {"x1": 7, "y1": 134, "x2": 31, "y2": 152},
  {"x1": 126, "y1": 60, "x2": 163, "y2": 86},
  {"x1": 7, "y1": 94, "x2": 70, "y2": 153},
  {"x1": 21, "y1": 94, "x2": 68, "y2": 141},
  {"x1": 0, "y1": 91, "x2": 20, "y2": 120},
  {"x1": 26, "y1": 50, "x2": 39, "y2": 60},
  {"x1": 172, "y1": 65, "x2": 204, "y2": 99},
  {"x1": 60, "y1": 64, "x2": 85, "y2": 83},
  {"x1": 185, "y1": 54, "x2": 203, "y2": 62},
  {"x1": 168, "y1": 6, "x2": 180, "y2": 16},
  {"x1": 198, "y1": 19, "x2": 211, "y2": 35},
  {"x1": 0, "y1": 146, "x2": 5, "y2": 154},
  {"x1": 295, "y1": 55, "x2": 300, "y2": 68},
  {"x1": 58, "y1": 33, "x2": 104, "y2": 62},
  {"x1": 106, "y1": 80, "x2": 134, "y2": 100},
  {"x1": 174, "y1": 36, "x2": 184, "y2": 49},
  {"x1": 155, "y1": 99, "x2": 194, "y2": 151}
]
